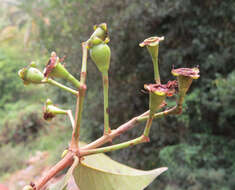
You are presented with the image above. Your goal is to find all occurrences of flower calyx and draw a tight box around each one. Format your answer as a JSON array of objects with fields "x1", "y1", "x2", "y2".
[
  {"x1": 144, "y1": 81, "x2": 177, "y2": 114},
  {"x1": 139, "y1": 36, "x2": 165, "y2": 47},
  {"x1": 43, "y1": 52, "x2": 81, "y2": 88},
  {"x1": 44, "y1": 51, "x2": 69, "y2": 78},
  {"x1": 171, "y1": 67, "x2": 200, "y2": 95},
  {"x1": 43, "y1": 98, "x2": 67, "y2": 121},
  {"x1": 18, "y1": 62, "x2": 44, "y2": 85},
  {"x1": 140, "y1": 36, "x2": 164, "y2": 59}
]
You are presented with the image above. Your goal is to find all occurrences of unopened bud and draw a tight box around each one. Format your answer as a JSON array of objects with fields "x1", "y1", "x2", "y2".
[
  {"x1": 89, "y1": 23, "x2": 108, "y2": 42},
  {"x1": 18, "y1": 62, "x2": 44, "y2": 85},
  {"x1": 89, "y1": 37, "x2": 111, "y2": 73}
]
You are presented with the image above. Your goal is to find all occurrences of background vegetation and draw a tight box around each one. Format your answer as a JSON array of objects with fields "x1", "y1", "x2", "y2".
[{"x1": 0, "y1": 0, "x2": 235, "y2": 189}]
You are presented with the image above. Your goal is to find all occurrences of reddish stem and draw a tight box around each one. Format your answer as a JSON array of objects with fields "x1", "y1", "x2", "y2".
[{"x1": 35, "y1": 153, "x2": 74, "y2": 190}]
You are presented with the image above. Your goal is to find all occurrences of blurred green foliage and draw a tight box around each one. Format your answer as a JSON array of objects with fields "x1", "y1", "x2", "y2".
[{"x1": 0, "y1": 0, "x2": 235, "y2": 189}]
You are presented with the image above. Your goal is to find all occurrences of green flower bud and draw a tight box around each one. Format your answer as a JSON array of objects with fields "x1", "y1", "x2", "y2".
[
  {"x1": 89, "y1": 38, "x2": 111, "y2": 73},
  {"x1": 89, "y1": 23, "x2": 108, "y2": 42},
  {"x1": 18, "y1": 62, "x2": 44, "y2": 85},
  {"x1": 43, "y1": 99, "x2": 67, "y2": 121},
  {"x1": 171, "y1": 67, "x2": 200, "y2": 96}
]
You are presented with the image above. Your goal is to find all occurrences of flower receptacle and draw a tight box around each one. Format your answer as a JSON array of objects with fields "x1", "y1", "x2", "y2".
[
  {"x1": 144, "y1": 84, "x2": 166, "y2": 115},
  {"x1": 172, "y1": 67, "x2": 200, "y2": 95}
]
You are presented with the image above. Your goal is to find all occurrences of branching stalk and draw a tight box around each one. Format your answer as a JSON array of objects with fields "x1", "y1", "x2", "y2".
[
  {"x1": 81, "y1": 110, "x2": 150, "y2": 150},
  {"x1": 82, "y1": 104, "x2": 184, "y2": 151},
  {"x1": 33, "y1": 103, "x2": 183, "y2": 190},
  {"x1": 66, "y1": 73, "x2": 82, "y2": 89},
  {"x1": 35, "y1": 152, "x2": 74, "y2": 190},
  {"x1": 71, "y1": 42, "x2": 88, "y2": 149},
  {"x1": 45, "y1": 78, "x2": 78, "y2": 95},
  {"x1": 80, "y1": 135, "x2": 148, "y2": 156},
  {"x1": 137, "y1": 106, "x2": 177, "y2": 122},
  {"x1": 143, "y1": 113, "x2": 154, "y2": 137}
]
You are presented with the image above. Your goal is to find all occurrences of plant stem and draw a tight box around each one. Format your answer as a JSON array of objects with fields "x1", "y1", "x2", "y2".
[
  {"x1": 66, "y1": 73, "x2": 82, "y2": 89},
  {"x1": 46, "y1": 78, "x2": 78, "y2": 95},
  {"x1": 71, "y1": 42, "x2": 88, "y2": 149},
  {"x1": 148, "y1": 45, "x2": 160, "y2": 84},
  {"x1": 177, "y1": 92, "x2": 185, "y2": 108},
  {"x1": 67, "y1": 110, "x2": 75, "y2": 129},
  {"x1": 143, "y1": 113, "x2": 154, "y2": 137},
  {"x1": 35, "y1": 152, "x2": 74, "y2": 190},
  {"x1": 81, "y1": 110, "x2": 149, "y2": 150},
  {"x1": 80, "y1": 42, "x2": 88, "y2": 84},
  {"x1": 102, "y1": 71, "x2": 110, "y2": 134},
  {"x1": 74, "y1": 88, "x2": 86, "y2": 142},
  {"x1": 137, "y1": 106, "x2": 177, "y2": 122},
  {"x1": 81, "y1": 104, "x2": 184, "y2": 151},
  {"x1": 80, "y1": 135, "x2": 148, "y2": 156},
  {"x1": 152, "y1": 56, "x2": 160, "y2": 84}
]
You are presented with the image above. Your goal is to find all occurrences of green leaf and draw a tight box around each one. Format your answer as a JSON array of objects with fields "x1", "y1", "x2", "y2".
[
  {"x1": 73, "y1": 153, "x2": 167, "y2": 190},
  {"x1": 48, "y1": 156, "x2": 79, "y2": 190}
]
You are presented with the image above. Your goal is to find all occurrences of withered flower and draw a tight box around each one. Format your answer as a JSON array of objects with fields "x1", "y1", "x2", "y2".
[
  {"x1": 144, "y1": 80, "x2": 177, "y2": 114},
  {"x1": 140, "y1": 36, "x2": 164, "y2": 84},
  {"x1": 139, "y1": 36, "x2": 164, "y2": 48},
  {"x1": 43, "y1": 52, "x2": 81, "y2": 88},
  {"x1": 43, "y1": 51, "x2": 57, "y2": 78},
  {"x1": 43, "y1": 52, "x2": 69, "y2": 78},
  {"x1": 139, "y1": 36, "x2": 164, "y2": 60},
  {"x1": 171, "y1": 67, "x2": 200, "y2": 95},
  {"x1": 43, "y1": 99, "x2": 67, "y2": 121}
]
